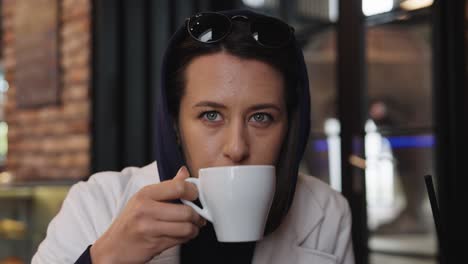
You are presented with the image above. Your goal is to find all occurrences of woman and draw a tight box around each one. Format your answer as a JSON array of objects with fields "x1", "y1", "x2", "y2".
[{"x1": 33, "y1": 9, "x2": 354, "y2": 264}]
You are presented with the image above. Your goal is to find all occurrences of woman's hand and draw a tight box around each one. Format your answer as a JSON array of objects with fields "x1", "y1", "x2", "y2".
[{"x1": 90, "y1": 166, "x2": 205, "y2": 264}]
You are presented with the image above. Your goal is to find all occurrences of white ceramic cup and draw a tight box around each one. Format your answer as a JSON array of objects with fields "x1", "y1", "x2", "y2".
[{"x1": 181, "y1": 165, "x2": 276, "y2": 242}]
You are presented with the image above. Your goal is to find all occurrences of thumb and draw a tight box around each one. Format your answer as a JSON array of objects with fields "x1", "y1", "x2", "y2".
[
  {"x1": 174, "y1": 166, "x2": 198, "y2": 201},
  {"x1": 174, "y1": 166, "x2": 190, "y2": 180}
]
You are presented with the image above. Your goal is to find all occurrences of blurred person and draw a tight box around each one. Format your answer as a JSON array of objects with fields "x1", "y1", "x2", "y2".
[
  {"x1": 32, "y1": 10, "x2": 354, "y2": 264},
  {"x1": 369, "y1": 99, "x2": 433, "y2": 234},
  {"x1": 365, "y1": 26, "x2": 433, "y2": 235}
]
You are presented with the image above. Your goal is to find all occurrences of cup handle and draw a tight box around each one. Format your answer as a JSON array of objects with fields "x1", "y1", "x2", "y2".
[{"x1": 181, "y1": 178, "x2": 213, "y2": 222}]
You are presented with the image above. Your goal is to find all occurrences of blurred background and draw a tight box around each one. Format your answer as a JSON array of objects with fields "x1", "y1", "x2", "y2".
[{"x1": 0, "y1": 0, "x2": 466, "y2": 263}]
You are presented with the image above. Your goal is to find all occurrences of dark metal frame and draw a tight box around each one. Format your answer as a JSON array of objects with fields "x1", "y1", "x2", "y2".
[
  {"x1": 432, "y1": 0, "x2": 468, "y2": 263},
  {"x1": 337, "y1": 1, "x2": 369, "y2": 263}
]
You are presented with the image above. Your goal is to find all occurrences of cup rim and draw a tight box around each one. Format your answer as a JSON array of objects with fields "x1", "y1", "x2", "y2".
[{"x1": 199, "y1": 165, "x2": 274, "y2": 173}]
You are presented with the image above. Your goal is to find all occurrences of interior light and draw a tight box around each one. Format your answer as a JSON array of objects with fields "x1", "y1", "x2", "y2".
[
  {"x1": 362, "y1": 0, "x2": 393, "y2": 16},
  {"x1": 400, "y1": 0, "x2": 433, "y2": 10}
]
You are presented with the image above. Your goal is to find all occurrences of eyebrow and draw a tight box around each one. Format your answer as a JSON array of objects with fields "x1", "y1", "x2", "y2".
[
  {"x1": 193, "y1": 101, "x2": 282, "y2": 112},
  {"x1": 194, "y1": 101, "x2": 226, "y2": 109}
]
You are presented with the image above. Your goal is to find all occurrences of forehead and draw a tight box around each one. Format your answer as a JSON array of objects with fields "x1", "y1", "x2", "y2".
[{"x1": 183, "y1": 52, "x2": 285, "y2": 104}]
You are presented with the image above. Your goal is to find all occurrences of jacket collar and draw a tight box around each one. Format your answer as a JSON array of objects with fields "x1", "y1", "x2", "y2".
[{"x1": 282, "y1": 174, "x2": 325, "y2": 244}]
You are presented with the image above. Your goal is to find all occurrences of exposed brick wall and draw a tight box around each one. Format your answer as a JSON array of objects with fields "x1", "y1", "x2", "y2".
[{"x1": 2, "y1": 0, "x2": 91, "y2": 180}]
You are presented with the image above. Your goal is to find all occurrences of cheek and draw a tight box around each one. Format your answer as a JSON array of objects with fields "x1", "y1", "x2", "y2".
[
  {"x1": 251, "y1": 124, "x2": 288, "y2": 164},
  {"x1": 178, "y1": 117, "x2": 222, "y2": 174}
]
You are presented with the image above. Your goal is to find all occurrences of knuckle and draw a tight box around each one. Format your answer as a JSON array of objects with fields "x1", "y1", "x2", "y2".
[
  {"x1": 182, "y1": 205, "x2": 195, "y2": 220},
  {"x1": 132, "y1": 200, "x2": 149, "y2": 219},
  {"x1": 190, "y1": 225, "x2": 200, "y2": 237},
  {"x1": 173, "y1": 180, "x2": 185, "y2": 196},
  {"x1": 151, "y1": 202, "x2": 164, "y2": 218},
  {"x1": 132, "y1": 193, "x2": 142, "y2": 204},
  {"x1": 140, "y1": 185, "x2": 151, "y2": 196},
  {"x1": 134, "y1": 207, "x2": 145, "y2": 219},
  {"x1": 135, "y1": 187, "x2": 149, "y2": 201},
  {"x1": 182, "y1": 223, "x2": 197, "y2": 237},
  {"x1": 134, "y1": 220, "x2": 149, "y2": 236}
]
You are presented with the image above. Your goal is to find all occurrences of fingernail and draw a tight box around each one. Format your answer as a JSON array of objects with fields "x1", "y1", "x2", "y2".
[{"x1": 178, "y1": 166, "x2": 187, "y2": 174}]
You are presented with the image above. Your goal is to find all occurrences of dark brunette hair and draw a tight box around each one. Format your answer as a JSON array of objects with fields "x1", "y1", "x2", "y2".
[{"x1": 167, "y1": 20, "x2": 301, "y2": 234}]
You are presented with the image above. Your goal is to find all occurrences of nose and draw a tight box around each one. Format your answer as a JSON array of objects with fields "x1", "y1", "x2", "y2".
[{"x1": 222, "y1": 120, "x2": 250, "y2": 163}]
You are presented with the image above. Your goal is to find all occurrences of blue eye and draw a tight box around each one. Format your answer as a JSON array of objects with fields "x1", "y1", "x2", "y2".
[
  {"x1": 202, "y1": 111, "x2": 221, "y2": 122},
  {"x1": 250, "y1": 113, "x2": 272, "y2": 123}
]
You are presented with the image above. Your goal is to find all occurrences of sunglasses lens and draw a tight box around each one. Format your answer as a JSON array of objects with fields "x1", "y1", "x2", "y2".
[
  {"x1": 251, "y1": 17, "x2": 291, "y2": 47},
  {"x1": 188, "y1": 13, "x2": 231, "y2": 43}
]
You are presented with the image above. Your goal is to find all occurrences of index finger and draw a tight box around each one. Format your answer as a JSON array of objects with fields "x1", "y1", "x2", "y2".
[{"x1": 140, "y1": 168, "x2": 198, "y2": 201}]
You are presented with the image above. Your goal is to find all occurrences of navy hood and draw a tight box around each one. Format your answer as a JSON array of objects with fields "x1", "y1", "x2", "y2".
[{"x1": 155, "y1": 9, "x2": 311, "y2": 228}]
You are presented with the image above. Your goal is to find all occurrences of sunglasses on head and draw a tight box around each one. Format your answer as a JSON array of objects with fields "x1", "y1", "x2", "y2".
[{"x1": 185, "y1": 12, "x2": 294, "y2": 48}]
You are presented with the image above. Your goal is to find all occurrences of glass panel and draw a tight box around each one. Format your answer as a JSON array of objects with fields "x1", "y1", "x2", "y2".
[
  {"x1": 302, "y1": 30, "x2": 340, "y2": 190},
  {"x1": 364, "y1": 7, "x2": 437, "y2": 264},
  {"x1": 292, "y1": 0, "x2": 339, "y2": 189}
]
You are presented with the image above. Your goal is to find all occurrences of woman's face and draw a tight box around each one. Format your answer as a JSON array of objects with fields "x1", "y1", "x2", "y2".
[{"x1": 177, "y1": 52, "x2": 288, "y2": 177}]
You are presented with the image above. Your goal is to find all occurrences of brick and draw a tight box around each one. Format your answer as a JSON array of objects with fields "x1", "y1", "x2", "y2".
[
  {"x1": 43, "y1": 168, "x2": 62, "y2": 179},
  {"x1": 36, "y1": 164, "x2": 89, "y2": 180},
  {"x1": 41, "y1": 138, "x2": 63, "y2": 153},
  {"x1": 62, "y1": 48, "x2": 90, "y2": 69},
  {"x1": 37, "y1": 107, "x2": 62, "y2": 121},
  {"x1": 15, "y1": 168, "x2": 36, "y2": 181},
  {"x1": 3, "y1": 71, "x2": 15, "y2": 84},
  {"x1": 45, "y1": 119, "x2": 89, "y2": 136},
  {"x1": 1, "y1": 0, "x2": 15, "y2": 16},
  {"x1": 63, "y1": 100, "x2": 90, "y2": 118},
  {"x1": 62, "y1": 9, "x2": 90, "y2": 22},
  {"x1": 62, "y1": 134, "x2": 90, "y2": 151},
  {"x1": 4, "y1": 101, "x2": 15, "y2": 113},
  {"x1": 3, "y1": 45, "x2": 15, "y2": 59},
  {"x1": 10, "y1": 110, "x2": 39, "y2": 124},
  {"x1": 8, "y1": 114, "x2": 89, "y2": 138},
  {"x1": 62, "y1": 83, "x2": 89, "y2": 101},
  {"x1": 2, "y1": 29, "x2": 14, "y2": 44},
  {"x1": 9, "y1": 139, "x2": 39, "y2": 153},
  {"x1": 63, "y1": 66, "x2": 90, "y2": 85},
  {"x1": 9, "y1": 134, "x2": 89, "y2": 154},
  {"x1": 5, "y1": 156, "x2": 19, "y2": 168},
  {"x1": 63, "y1": 0, "x2": 90, "y2": 9},
  {"x1": 6, "y1": 128, "x2": 19, "y2": 142},
  {"x1": 20, "y1": 153, "x2": 49, "y2": 167},
  {"x1": 45, "y1": 135, "x2": 89, "y2": 153},
  {"x1": 66, "y1": 167, "x2": 90, "y2": 179},
  {"x1": 61, "y1": 33, "x2": 90, "y2": 56},
  {"x1": 61, "y1": 18, "x2": 90, "y2": 40},
  {"x1": 3, "y1": 52, "x2": 16, "y2": 69},
  {"x1": 2, "y1": 15, "x2": 14, "y2": 31},
  {"x1": 55, "y1": 151, "x2": 89, "y2": 168}
]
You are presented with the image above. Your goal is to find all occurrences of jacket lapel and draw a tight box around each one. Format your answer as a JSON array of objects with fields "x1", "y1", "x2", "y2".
[
  {"x1": 253, "y1": 174, "x2": 325, "y2": 263},
  {"x1": 289, "y1": 175, "x2": 325, "y2": 245}
]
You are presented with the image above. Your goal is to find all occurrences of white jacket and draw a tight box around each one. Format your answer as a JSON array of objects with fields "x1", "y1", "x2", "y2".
[{"x1": 32, "y1": 162, "x2": 354, "y2": 264}]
